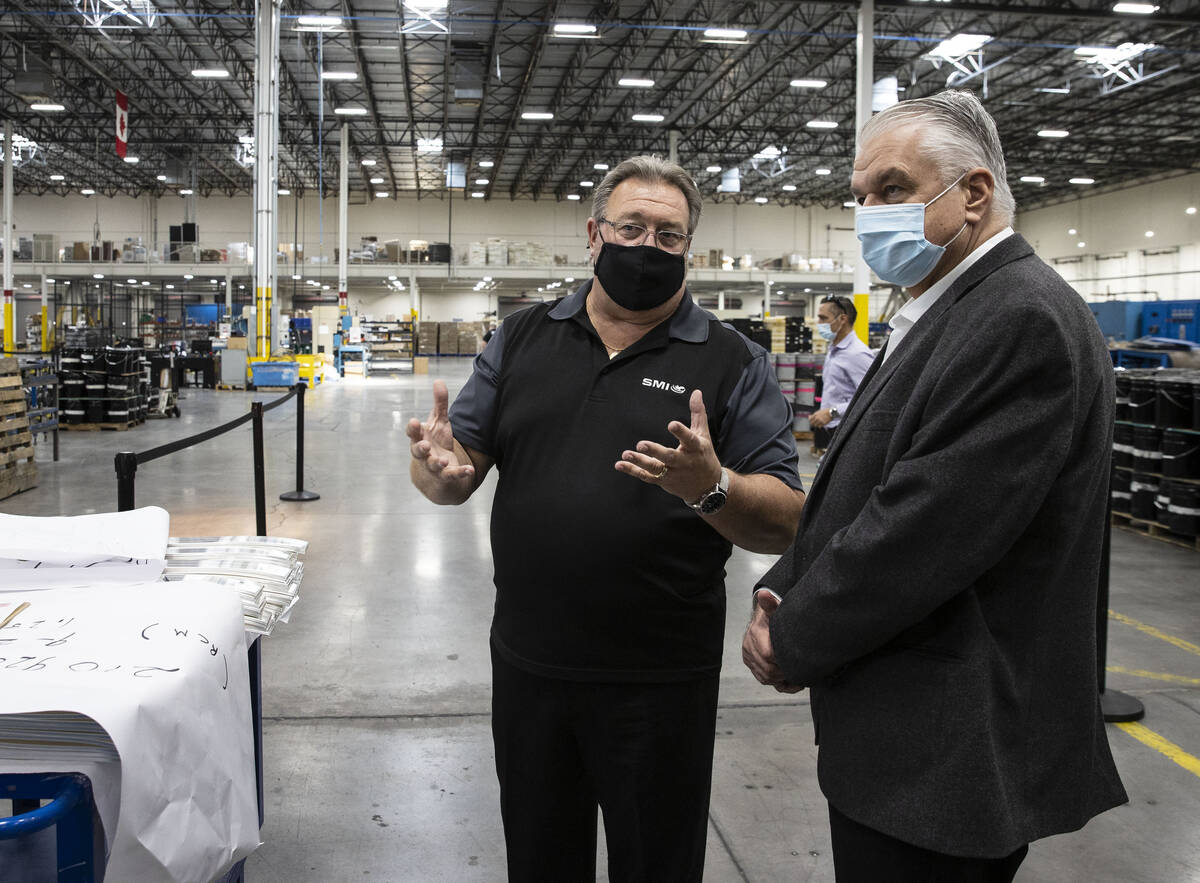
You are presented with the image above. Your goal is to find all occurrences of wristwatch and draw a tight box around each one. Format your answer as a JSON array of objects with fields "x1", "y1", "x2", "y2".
[
  {"x1": 829, "y1": 407, "x2": 839, "y2": 419},
  {"x1": 690, "y1": 468, "x2": 730, "y2": 515}
]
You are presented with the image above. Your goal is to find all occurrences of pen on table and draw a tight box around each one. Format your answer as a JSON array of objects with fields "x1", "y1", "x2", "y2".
[{"x1": 0, "y1": 601, "x2": 30, "y2": 629}]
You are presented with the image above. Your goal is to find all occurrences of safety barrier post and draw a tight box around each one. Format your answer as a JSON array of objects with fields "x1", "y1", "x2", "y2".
[
  {"x1": 115, "y1": 451, "x2": 138, "y2": 512},
  {"x1": 279, "y1": 381, "x2": 319, "y2": 502},
  {"x1": 252, "y1": 401, "x2": 267, "y2": 536}
]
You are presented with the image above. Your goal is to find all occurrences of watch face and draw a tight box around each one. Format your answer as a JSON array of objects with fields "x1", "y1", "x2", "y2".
[{"x1": 699, "y1": 490, "x2": 727, "y2": 515}]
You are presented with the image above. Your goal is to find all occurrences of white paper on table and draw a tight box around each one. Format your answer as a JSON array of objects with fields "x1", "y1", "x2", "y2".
[
  {"x1": 0, "y1": 581, "x2": 260, "y2": 882},
  {"x1": 0, "y1": 507, "x2": 170, "y2": 589}
]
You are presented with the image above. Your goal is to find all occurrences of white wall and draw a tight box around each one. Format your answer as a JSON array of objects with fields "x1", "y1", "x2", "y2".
[{"x1": 1015, "y1": 172, "x2": 1200, "y2": 302}]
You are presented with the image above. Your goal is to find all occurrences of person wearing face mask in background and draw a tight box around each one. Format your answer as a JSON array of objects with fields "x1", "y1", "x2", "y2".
[
  {"x1": 407, "y1": 155, "x2": 805, "y2": 882},
  {"x1": 808, "y1": 295, "x2": 876, "y2": 455},
  {"x1": 742, "y1": 90, "x2": 1126, "y2": 882}
]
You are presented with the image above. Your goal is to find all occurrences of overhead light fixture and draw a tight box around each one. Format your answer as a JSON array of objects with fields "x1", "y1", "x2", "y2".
[
  {"x1": 807, "y1": 120, "x2": 838, "y2": 129},
  {"x1": 184, "y1": 274, "x2": 194, "y2": 280},
  {"x1": 370, "y1": 176, "x2": 384, "y2": 184},
  {"x1": 790, "y1": 79, "x2": 827, "y2": 89},
  {"x1": 475, "y1": 178, "x2": 489, "y2": 185},
  {"x1": 843, "y1": 201, "x2": 857, "y2": 207},
  {"x1": 706, "y1": 165, "x2": 722, "y2": 173},
  {"x1": 296, "y1": 15, "x2": 342, "y2": 30},
  {"x1": 782, "y1": 184, "x2": 797, "y2": 192},
  {"x1": 1187, "y1": 206, "x2": 1197, "y2": 215},
  {"x1": 321, "y1": 70, "x2": 358, "y2": 80},
  {"x1": 483, "y1": 276, "x2": 493, "y2": 281},
  {"x1": 594, "y1": 163, "x2": 609, "y2": 170},
  {"x1": 127, "y1": 277, "x2": 137, "y2": 284},
  {"x1": 29, "y1": 102, "x2": 65, "y2": 111},
  {"x1": 361, "y1": 159, "x2": 376, "y2": 166},
  {"x1": 471, "y1": 191, "x2": 485, "y2": 198},
  {"x1": 80, "y1": 188, "x2": 95, "y2": 195},
  {"x1": 618, "y1": 78, "x2": 654, "y2": 88},
  {"x1": 165, "y1": 284, "x2": 174, "y2": 289},
  {"x1": 278, "y1": 187, "x2": 291, "y2": 195},
  {"x1": 1038, "y1": 129, "x2": 1070, "y2": 138},
  {"x1": 928, "y1": 34, "x2": 993, "y2": 60},
  {"x1": 1078, "y1": 241, "x2": 1086, "y2": 247},
  {"x1": 292, "y1": 274, "x2": 302, "y2": 280},
  {"x1": 93, "y1": 273, "x2": 104, "y2": 279},
  {"x1": 521, "y1": 111, "x2": 554, "y2": 120},
  {"x1": 191, "y1": 68, "x2": 230, "y2": 79},
  {"x1": 815, "y1": 168, "x2": 832, "y2": 175},
  {"x1": 1074, "y1": 43, "x2": 1156, "y2": 65},
  {"x1": 478, "y1": 160, "x2": 494, "y2": 168},
  {"x1": 1037, "y1": 86, "x2": 1072, "y2": 94},
  {"x1": 156, "y1": 174, "x2": 167, "y2": 181},
  {"x1": 1113, "y1": 2, "x2": 1158, "y2": 12},
  {"x1": 754, "y1": 146, "x2": 782, "y2": 160},
  {"x1": 123, "y1": 156, "x2": 139, "y2": 163},
  {"x1": 180, "y1": 188, "x2": 194, "y2": 195},
  {"x1": 334, "y1": 106, "x2": 368, "y2": 116},
  {"x1": 375, "y1": 191, "x2": 389, "y2": 198},
  {"x1": 1069, "y1": 178, "x2": 1095, "y2": 185},
  {"x1": 631, "y1": 113, "x2": 664, "y2": 123},
  {"x1": 49, "y1": 174, "x2": 65, "y2": 181},
  {"x1": 407, "y1": 0, "x2": 448, "y2": 10},
  {"x1": 553, "y1": 23, "x2": 598, "y2": 38},
  {"x1": 1144, "y1": 230, "x2": 1154, "y2": 237},
  {"x1": 564, "y1": 277, "x2": 573, "y2": 282},
  {"x1": 566, "y1": 194, "x2": 581, "y2": 200},
  {"x1": 580, "y1": 180, "x2": 593, "y2": 187},
  {"x1": 1019, "y1": 176, "x2": 1044, "y2": 183},
  {"x1": 416, "y1": 137, "x2": 443, "y2": 153},
  {"x1": 702, "y1": 27, "x2": 748, "y2": 43},
  {"x1": 1068, "y1": 228, "x2": 1078, "y2": 235},
  {"x1": 754, "y1": 196, "x2": 768, "y2": 204}
]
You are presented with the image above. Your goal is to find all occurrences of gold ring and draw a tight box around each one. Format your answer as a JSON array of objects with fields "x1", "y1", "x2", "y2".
[{"x1": 652, "y1": 465, "x2": 668, "y2": 480}]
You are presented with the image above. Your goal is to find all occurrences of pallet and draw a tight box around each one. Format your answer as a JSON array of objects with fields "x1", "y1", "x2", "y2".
[
  {"x1": 1112, "y1": 511, "x2": 1200, "y2": 553},
  {"x1": 60, "y1": 418, "x2": 143, "y2": 431},
  {"x1": 0, "y1": 368, "x2": 38, "y2": 500}
]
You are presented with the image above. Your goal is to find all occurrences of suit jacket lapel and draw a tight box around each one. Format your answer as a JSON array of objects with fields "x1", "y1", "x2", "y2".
[{"x1": 802, "y1": 234, "x2": 1035, "y2": 510}]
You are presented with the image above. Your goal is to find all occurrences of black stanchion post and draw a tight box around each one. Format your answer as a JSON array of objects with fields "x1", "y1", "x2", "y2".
[
  {"x1": 1099, "y1": 460, "x2": 1145, "y2": 722},
  {"x1": 115, "y1": 451, "x2": 138, "y2": 512},
  {"x1": 280, "y1": 381, "x2": 319, "y2": 502},
  {"x1": 252, "y1": 401, "x2": 268, "y2": 536}
]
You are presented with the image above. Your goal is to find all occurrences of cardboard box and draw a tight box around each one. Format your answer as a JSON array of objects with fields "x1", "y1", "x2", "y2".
[
  {"x1": 413, "y1": 356, "x2": 429, "y2": 374},
  {"x1": 416, "y1": 322, "x2": 439, "y2": 355},
  {"x1": 227, "y1": 336, "x2": 248, "y2": 350},
  {"x1": 438, "y1": 322, "x2": 459, "y2": 355}
]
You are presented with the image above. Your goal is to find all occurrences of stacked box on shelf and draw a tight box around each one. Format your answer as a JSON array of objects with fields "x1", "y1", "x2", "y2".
[
  {"x1": 0, "y1": 357, "x2": 38, "y2": 500},
  {"x1": 764, "y1": 317, "x2": 787, "y2": 353},
  {"x1": 785, "y1": 316, "x2": 812, "y2": 353},
  {"x1": 486, "y1": 239, "x2": 509, "y2": 266},
  {"x1": 416, "y1": 322, "x2": 439, "y2": 356},
  {"x1": 438, "y1": 323, "x2": 459, "y2": 356},
  {"x1": 467, "y1": 242, "x2": 488, "y2": 265},
  {"x1": 456, "y1": 323, "x2": 483, "y2": 357}
]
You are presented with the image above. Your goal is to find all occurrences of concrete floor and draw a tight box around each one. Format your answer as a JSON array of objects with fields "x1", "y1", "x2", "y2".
[{"x1": 4, "y1": 357, "x2": 1199, "y2": 882}]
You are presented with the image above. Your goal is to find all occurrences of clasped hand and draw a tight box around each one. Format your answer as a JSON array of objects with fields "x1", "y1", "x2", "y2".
[
  {"x1": 615, "y1": 389, "x2": 722, "y2": 504},
  {"x1": 742, "y1": 592, "x2": 803, "y2": 693}
]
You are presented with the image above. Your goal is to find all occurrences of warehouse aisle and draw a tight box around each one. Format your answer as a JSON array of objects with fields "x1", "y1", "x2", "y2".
[{"x1": 4, "y1": 358, "x2": 1198, "y2": 882}]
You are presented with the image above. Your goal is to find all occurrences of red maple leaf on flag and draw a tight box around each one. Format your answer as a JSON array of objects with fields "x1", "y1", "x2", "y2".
[{"x1": 115, "y1": 90, "x2": 129, "y2": 158}]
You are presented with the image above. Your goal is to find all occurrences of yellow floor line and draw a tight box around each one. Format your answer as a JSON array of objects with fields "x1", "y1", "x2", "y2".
[
  {"x1": 1110, "y1": 610, "x2": 1200, "y2": 659},
  {"x1": 1106, "y1": 665, "x2": 1200, "y2": 687},
  {"x1": 1116, "y1": 722, "x2": 1200, "y2": 779}
]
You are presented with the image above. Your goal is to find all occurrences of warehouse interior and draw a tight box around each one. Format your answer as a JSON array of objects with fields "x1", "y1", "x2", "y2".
[{"x1": 1, "y1": 0, "x2": 1199, "y2": 880}]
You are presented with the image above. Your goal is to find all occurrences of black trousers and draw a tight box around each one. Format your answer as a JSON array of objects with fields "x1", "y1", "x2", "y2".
[
  {"x1": 829, "y1": 803, "x2": 1029, "y2": 883},
  {"x1": 490, "y1": 645, "x2": 720, "y2": 883}
]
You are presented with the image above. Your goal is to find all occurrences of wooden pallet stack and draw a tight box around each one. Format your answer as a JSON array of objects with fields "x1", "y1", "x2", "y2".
[{"x1": 0, "y1": 356, "x2": 38, "y2": 501}]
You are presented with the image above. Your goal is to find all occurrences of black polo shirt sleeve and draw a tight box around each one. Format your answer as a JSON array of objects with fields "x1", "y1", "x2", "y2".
[
  {"x1": 717, "y1": 344, "x2": 804, "y2": 491},
  {"x1": 447, "y1": 324, "x2": 506, "y2": 456}
]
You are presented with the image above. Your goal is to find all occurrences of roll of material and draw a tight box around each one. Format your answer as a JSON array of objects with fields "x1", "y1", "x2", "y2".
[
  {"x1": 1127, "y1": 376, "x2": 1157, "y2": 424},
  {"x1": 1132, "y1": 425, "x2": 1162, "y2": 473},
  {"x1": 1130, "y1": 472, "x2": 1159, "y2": 521},
  {"x1": 1155, "y1": 378, "x2": 1194, "y2": 430},
  {"x1": 1162, "y1": 429, "x2": 1200, "y2": 480},
  {"x1": 796, "y1": 381, "x2": 816, "y2": 408},
  {"x1": 1113, "y1": 423, "x2": 1134, "y2": 469},
  {"x1": 1114, "y1": 372, "x2": 1131, "y2": 422},
  {"x1": 793, "y1": 413, "x2": 810, "y2": 432},
  {"x1": 776, "y1": 364, "x2": 797, "y2": 381},
  {"x1": 1165, "y1": 482, "x2": 1200, "y2": 537},
  {"x1": 1110, "y1": 468, "x2": 1131, "y2": 507}
]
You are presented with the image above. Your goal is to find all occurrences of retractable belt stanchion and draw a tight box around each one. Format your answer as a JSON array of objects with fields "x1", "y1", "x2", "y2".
[{"x1": 279, "y1": 381, "x2": 319, "y2": 502}]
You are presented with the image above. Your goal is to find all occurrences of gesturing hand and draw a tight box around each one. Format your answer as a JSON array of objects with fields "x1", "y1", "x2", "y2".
[
  {"x1": 406, "y1": 379, "x2": 474, "y2": 483},
  {"x1": 616, "y1": 389, "x2": 722, "y2": 504},
  {"x1": 742, "y1": 592, "x2": 803, "y2": 694}
]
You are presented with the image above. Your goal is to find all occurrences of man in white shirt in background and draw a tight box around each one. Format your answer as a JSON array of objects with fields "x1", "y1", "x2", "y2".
[{"x1": 807, "y1": 294, "x2": 875, "y2": 454}]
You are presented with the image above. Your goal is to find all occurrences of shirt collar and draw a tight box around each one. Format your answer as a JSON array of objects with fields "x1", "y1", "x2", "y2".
[
  {"x1": 550, "y1": 278, "x2": 709, "y2": 343},
  {"x1": 889, "y1": 226, "x2": 1014, "y2": 330}
]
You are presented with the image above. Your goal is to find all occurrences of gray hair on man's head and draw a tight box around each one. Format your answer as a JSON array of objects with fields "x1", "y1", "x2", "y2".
[
  {"x1": 859, "y1": 89, "x2": 1015, "y2": 224},
  {"x1": 591, "y1": 155, "x2": 703, "y2": 234}
]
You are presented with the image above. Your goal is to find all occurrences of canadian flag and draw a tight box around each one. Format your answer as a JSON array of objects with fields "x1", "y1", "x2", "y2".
[{"x1": 115, "y1": 90, "x2": 128, "y2": 158}]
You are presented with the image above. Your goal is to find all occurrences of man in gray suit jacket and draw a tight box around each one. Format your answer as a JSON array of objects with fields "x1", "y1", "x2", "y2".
[{"x1": 742, "y1": 90, "x2": 1127, "y2": 881}]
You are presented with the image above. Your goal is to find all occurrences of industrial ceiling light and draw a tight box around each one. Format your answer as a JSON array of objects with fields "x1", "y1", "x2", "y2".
[
  {"x1": 416, "y1": 137, "x2": 443, "y2": 153},
  {"x1": 478, "y1": 160, "x2": 494, "y2": 168},
  {"x1": 782, "y1": 184, "x2": 797, "y2": 191},
  {"x1": 1038, "y1": 129, "x2": 1070, "y2": 138},
  {"x1": 631, "y1": 113, "x2": 664, "y2": 122},
  {"x1": 179, "y1": 188, "x2": 194, "y2": 195},
  {"x1": 553, "y1": 23, "x2": 598, "y2": 38},
  {"x1": 81, "y1": 188, "x2": 95, "y2": 195},
  {"x1": 1019, "y1": 176, "x2": 1044, "y2": 183},
  {"x1": 370, "y1": 176, "x2": 384, "y2": 184},
  {"x1": 292, "y1": 274, "x2": 302, "y2": 280},
  {"x1": 375, "y1": 191, "x2": 389, "y2": 198},
  {"x1": 184, "y1": 274, "x2": 194, "y2": 279},
  {"x1": 29, "y1": 102, "x2": 65, "y2": 111},
  {"x1": 702, "y1": 27, "x2": 748, "y2": 44},
  {"x1": 1069, "y1": 178, "x2": 1095, "y2": 184},
  {"x1": 806, "y1": 120, "x2": 838, "y2": 129},
  {"x1": 843, "y1": 201, "x2": 857, "y2": 207},
  {"x1": 361, "y1": 159, "x2": 376, "y2": 166},
  {"x1": 815, "y1": 168, "x2": 831, "y2": 175},
  {"x1": 706, "y1": 165, "x2": 721, "y2": 173},
  {"x1": 321, "y1": 70, "x2": 358, "y2": 80},
  {"x1": 790, "y1": 79, "x2": 827, "y2": 89},
  {"x1": 928, "y1": 34, "x2": 993, "y2": 60},
  {"x1": 93, "y1": 273, "x2": 104, "y2": 279},
  {"x1": 156, "y1": 174, "x2": 167, "y2": 181},
  {"x1": 1074, "y1": 43, "x2": 1156, "y2": 65},
  {"x1": 49, "y1": 174, "x2": 64, "y2": 181},
  {"x1": 278, "y1": 187, "x2": 291, "y2": 195},
  {"x1": 618, "y1": 78, "x2": 654, "y2": 88},
  {"x1": 295, "y1": 15, "x2": 342, "y2": 30},
  {"x1": 754, "y1": 196, "x2": 768, "y2": 204},
  {"x1": 1144, "y1": 230, "x2": 1154, "y2": 237},
  {"x1": 1069, "y1": 228, "x2": 1078, "y2": 234},
  {"x1": 334, "y1": 106, "x2": 368, "y2": 115},
  {"x1": 580, "y1": 180, "x2": 593, "y2": 187},
  {"x1": 191, "y1": 68, "x2": 230, "y2": 79},
  {"x1": 521, "y1": 111, "x2": 554, "y2": 120},
  {"x1": 123, "y1": 156, "x2": 139, "y2": 163},
  {"x1": 471, "y1": 191, "x2": 485, "y2": 198},
  {"x1": 567, "y1": 194, "x2": 581, "y2": 200},
  {"x1": 594, "y1": 163, "x2": 609, "y2": 170},
  {"x1": 1187, "y1": 207, "x2": 1197, "y2": 215},
  {"x1": 1078, "y1": 241, "x2": 1086, "y2": 247},
  {"x1": 475, "y1": 178, "x2": 489, "y2": 185},
  {"x1": 1112, "y1": 2, "x2": 1158, "y2": 11}
]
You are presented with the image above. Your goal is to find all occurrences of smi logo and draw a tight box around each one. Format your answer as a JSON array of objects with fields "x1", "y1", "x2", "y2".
[{"x1": 642, "y1": 378, "x2": 687, "y2": 395}]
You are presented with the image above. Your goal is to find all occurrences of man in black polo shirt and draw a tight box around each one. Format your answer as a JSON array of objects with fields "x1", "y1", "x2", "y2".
[{"x1": 407, "y1": 155, "x2": 805, "y2": 882}]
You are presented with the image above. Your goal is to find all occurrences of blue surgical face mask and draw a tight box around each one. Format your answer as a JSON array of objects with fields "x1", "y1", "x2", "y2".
[
  {"x1": 816, "y1": 322, "x2": 836, "y2": 342},
  {"x1": 854, "y1": 173, "x2": 968, "y2": 287}
]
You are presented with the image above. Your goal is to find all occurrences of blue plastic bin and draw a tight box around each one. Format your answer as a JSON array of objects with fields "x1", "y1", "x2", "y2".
[{"x1": 250, "y1": 362, "x2": 300, "y2": 387}]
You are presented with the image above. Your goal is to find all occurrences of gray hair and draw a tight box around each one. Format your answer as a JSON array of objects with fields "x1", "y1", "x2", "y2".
[
  {"x1": 591, "y1": 155, "x2": 703, "y2": 234},
  {"x1": 859, "y1": 89, "x2": 1015, "y2": 224}
]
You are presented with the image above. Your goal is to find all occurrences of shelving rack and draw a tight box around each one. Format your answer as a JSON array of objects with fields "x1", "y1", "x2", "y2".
[{"x1": 362, "y1": 321, "x2": 414, "y2": 375}]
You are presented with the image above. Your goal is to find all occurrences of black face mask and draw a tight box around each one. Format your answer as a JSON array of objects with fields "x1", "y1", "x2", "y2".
[{"x1": 593, "y1": 242, "x2": 686, "y2": 311}]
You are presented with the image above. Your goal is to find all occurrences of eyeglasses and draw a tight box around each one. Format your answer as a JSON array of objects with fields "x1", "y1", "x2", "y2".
[
  {"x1": 821, "y1": 295, "x2": 853, "y2": 313},
  {"x1": 599, "y1": 218, "x2": 693, "y2": 255}
]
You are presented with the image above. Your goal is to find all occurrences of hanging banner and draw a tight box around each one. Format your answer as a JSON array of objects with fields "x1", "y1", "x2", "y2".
[{"x1": 115, "y1": 89, "x2": 129, "y2": 158}]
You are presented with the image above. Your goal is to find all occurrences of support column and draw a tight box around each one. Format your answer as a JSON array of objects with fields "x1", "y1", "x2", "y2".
[
  {"x1": 668, "y1": 130, "x2": 680, "y2": 165},
  {"x1": 225, "y1": 269, "x2": 233, "y2": 317},
  {"x1": 717, "y1": 291, "x2": 725, "y2": 313},
  {"x1": 409, "y1": 274, "x2": 420, "y2": 322},
  {"x1": 853, "y1": 0, "x2": 875, "y2": 343},
  {"x1": 253, "y1": 0, "x2": 281, "y2": 359},
  {"x1": 40, "y1": 272, "x2": 48, "y2": 351},
  {"x1": 338, "y1": 124, "x2": 349, "y2": 317},
  {"x1": 2, "y1": 120, "x2": 13, "y2": 353},
  {"x1": 763, "y1": 279, "x2": 771, "y2": 319}
]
